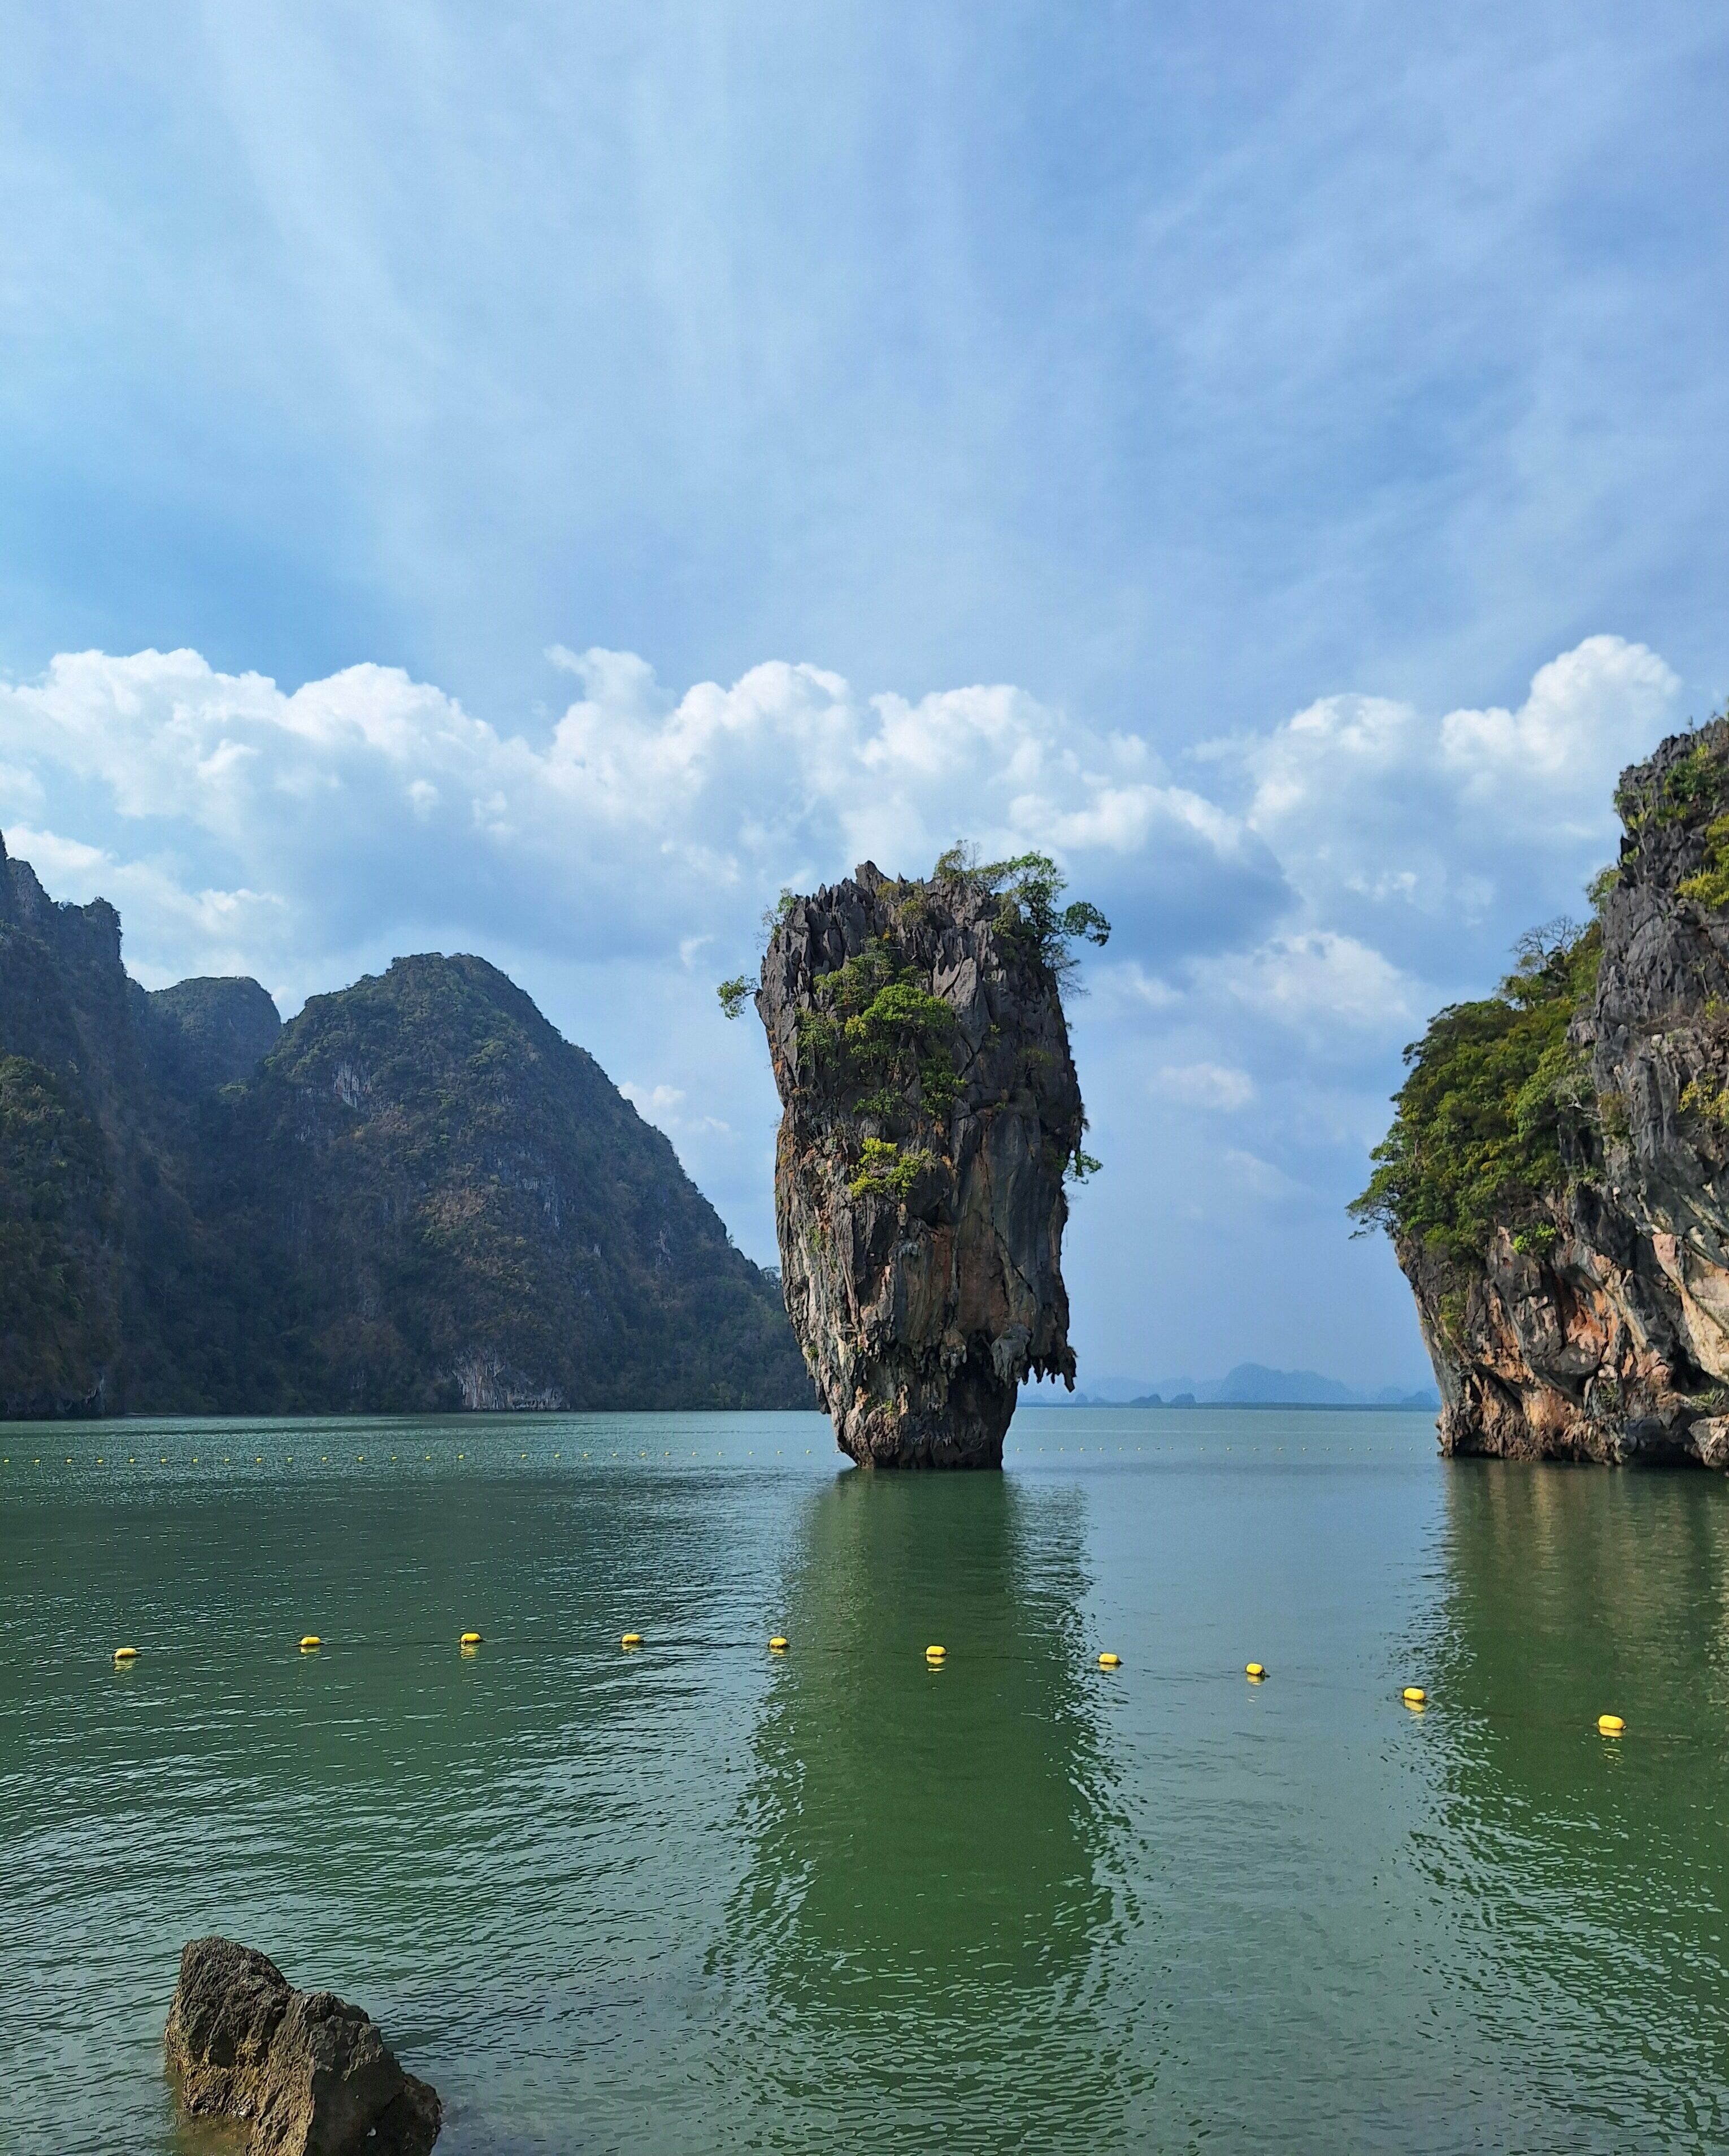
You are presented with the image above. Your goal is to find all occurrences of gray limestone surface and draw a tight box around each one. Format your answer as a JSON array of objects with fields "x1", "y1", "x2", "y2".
[{"x1": 756, "y1": 861, "x2": 1084, "y2": 1467}]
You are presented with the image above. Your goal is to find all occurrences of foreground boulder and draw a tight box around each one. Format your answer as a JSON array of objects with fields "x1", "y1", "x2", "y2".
[
  {"x1": 750, "y1": 855, "x2": 1102, "y2": 1467},
  {"x1": 1358, "y1": 715, "x2": 1729, "y2": 1463},
  {"x1": 164, "y1": 1937, "x2": 440, "y2": 2155}
]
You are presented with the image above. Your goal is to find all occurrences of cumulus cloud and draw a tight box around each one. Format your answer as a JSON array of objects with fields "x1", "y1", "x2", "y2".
[
  {"x1": 620, "y1": 1082, "x2": 685, "y2": 1116},
  {"x1": 0, "y1": 632, "x2": 1696, "y2": 1242},
  {"x1": 0, "y1": 644, "x2": 1259, "y2": 996},
  {"x1": 1206, "y1": 633, "x2": 1680, "y2": 935},
  {"x1": 1439, "y1": 638, "x2": 1681, "y2": 817}
]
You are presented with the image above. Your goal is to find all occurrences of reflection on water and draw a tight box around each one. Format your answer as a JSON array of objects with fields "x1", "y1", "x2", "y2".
[
  {"x1": 710, "y1": 1471, "x2": 1150, "y2": 2150},
  {"x1": 1415, "y1": 1464, "x2": 1729, "y2": 2148},
  {"x1": 12, "y1": 1411, "x2": 1729, "y2": 2154}
]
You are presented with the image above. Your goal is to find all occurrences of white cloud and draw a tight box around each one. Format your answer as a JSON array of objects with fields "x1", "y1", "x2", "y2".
[
  {"x1": 1104, "y1": 960, "x2": 1182, "y2": 1012},
  {"x1": 1210, "y1": 634, "x2": 1681, "y2": 923},
  {"x1": 0, "y1": 645, "x2": 1249, "y2": 994},
  {"x1": 1439, "y1": 636, "x2": 1680, "y2": 818},
  {"x1": 621, "y1": 1082, "x2": 685, "y2": 1117},
  {"x1": 0, "y1": 634, "x2": 1697, "y2": 1299},
  {"x1": 1155, "y1": 1062, "x2": 1256, "y2": 1111},
  {"x1": 1219, "y1": 930, "x2": 1414, "y2": 1034}
]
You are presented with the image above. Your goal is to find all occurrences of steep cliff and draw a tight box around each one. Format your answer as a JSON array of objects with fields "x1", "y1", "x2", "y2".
[
  {"x1": 0, "y1": 835, "x2": 807, "y2": 1415},
  {"x1": 1358, "y1": 718, "x2": 1729, "y2": 1465},
  {"x1": 0, "y1": 835, "x2": 264, "y2": 1414},
  {"x1": 751, "y1": 854, "x2": 1101, "y2": 1467},
  {"x1": 203, "y1": 953, "x2": 810, "y2": 1413}
]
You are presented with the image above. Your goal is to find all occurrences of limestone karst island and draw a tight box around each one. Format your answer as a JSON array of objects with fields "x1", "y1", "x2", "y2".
[
  {"x1": 10, "y1": 10, "x2": 1729, "y2": 2151},
  {"x1": 729, "y1": 849, "x2": 1106, "y2": 1467},
  {"x1": 1358, "y1": 718, "x2": 1729, "y2": 1468}
]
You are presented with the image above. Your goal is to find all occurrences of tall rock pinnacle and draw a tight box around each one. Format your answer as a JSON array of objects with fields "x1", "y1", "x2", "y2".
[{"x1": 749, "y1": 854, "x2": 1101, "y2": 1468}]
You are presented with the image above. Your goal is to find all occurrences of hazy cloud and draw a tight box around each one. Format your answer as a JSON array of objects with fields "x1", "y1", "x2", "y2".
[{"x1": 1155, "y1": 1062, "x2": 1256, "y2": 1112}]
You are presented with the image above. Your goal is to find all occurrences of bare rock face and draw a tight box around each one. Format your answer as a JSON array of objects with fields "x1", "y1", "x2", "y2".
[
  {"x1": 1394, "y1": 721, "x2": 1729, "y2": 1464},
  {"x1": 756, "y1": 861, "x2": 1085, "y2": 1467},
  {"x1": 164, "y1": 1937, "x2": 440, "y2": 2155}
]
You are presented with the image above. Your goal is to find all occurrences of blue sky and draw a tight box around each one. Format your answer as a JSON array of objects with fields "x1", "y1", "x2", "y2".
[{"x1": 3, "y1": 3, "x2": 1727, "y2": 1388}]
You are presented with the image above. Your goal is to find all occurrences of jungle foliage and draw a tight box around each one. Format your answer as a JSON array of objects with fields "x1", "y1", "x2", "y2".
[
  {"x1": 1349, "y1": 920, "x2": 1602, "y2": 1259},
  {"x1": 793, "y1": 939, "x2": 963, "y2": 1115},
  {"x1": 932, "y1": 844, "x2": 1111, "y2": 981}
]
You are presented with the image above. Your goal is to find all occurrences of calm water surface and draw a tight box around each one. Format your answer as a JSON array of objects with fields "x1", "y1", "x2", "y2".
[{"x1": 5, "y1": 1407, "x2": 1729, "y2": 2153}]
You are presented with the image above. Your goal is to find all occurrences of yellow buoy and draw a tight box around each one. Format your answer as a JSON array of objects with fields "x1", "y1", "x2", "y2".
[
  {"x1": 112, "y1": 1645, "x2": 138, "y2": 1664},
  {"x1": 1245, "y1": 1662, "x2": 1266, "y2": 1680},
  {"x1": 1098, "y1": 1652, "x2": 1122, "y2": 1668},
  {"x1": 926, "y1": 1644, "x2": 946, "y2": 1663},
  {"x1": 299, "y1": 1635, "x2": 323, "y2": 1652},
  {"x1": 621, "y1": 1632, "x2": 642, "y2": 1649},
  {"x1": 768, "y1": 1636, "x2": 789, "y2": 1652},
  {"x1": 460, "y1": 1631, "x2": 483, "y2": 1646},
  {"x1": 1402, "y1": 1686, "x2": 1427, "y2": 1707},
  {"x1": 1598, "y1": 1712, "x2": 1626, "y2": 1736}
]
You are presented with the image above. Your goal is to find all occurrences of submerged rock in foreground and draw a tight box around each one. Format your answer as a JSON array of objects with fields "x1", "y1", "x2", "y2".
[
  {"x1": 755, "y1": 859, "x2": 1088, "y2": 1467},
  {"x1": 165, "y1": 1936, "x2": 440, "y2": 2155}
]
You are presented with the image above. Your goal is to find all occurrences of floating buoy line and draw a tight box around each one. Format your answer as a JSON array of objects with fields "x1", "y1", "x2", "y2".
[
  {"x1": 25, "y1": 1439, "x2": 1619, "y2": 1737},
  {"x1": 83, "y1": 1629, "x2": 1634, "y2": 1741}
]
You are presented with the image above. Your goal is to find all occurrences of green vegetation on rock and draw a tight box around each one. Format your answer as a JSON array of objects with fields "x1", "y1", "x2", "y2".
[
  {"x1": 1349, "y1": 921, "x2": 1601, "y2": 1260},
  {"x1": 794, "y1": 941, "x2": 963, "y2": 1117},
  {"x1": 726, "y1": 847, "x2": 1110, "y2": 1194},
  {"x1": 1679, "y1": 815, "x2": 1729, "y2": 910},
  {"x1": 931, "y1": 845, "x2": 1111, "y2": 982}
]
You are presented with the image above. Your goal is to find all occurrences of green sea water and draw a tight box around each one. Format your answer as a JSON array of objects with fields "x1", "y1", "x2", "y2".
[{"x1": 5, "y1": 1406, "x2": 1729, "y2": 2154}]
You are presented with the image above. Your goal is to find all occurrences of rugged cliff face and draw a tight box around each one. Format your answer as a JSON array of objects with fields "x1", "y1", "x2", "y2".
[
  {"x1": 755, "y1": 858, "x2": 1092, "y2": 1467},
  {"x1": 1362, "y1": 720, "x2": 1729, "y2": 1465},
  {"x1": 207, "y1": 952, "x2": 810, "y2": 1413},
  {"x1": 0, "y1": 834, "x2": 807, "y2": 1415}
]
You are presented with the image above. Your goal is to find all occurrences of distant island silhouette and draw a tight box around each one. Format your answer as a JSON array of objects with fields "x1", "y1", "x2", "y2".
[{"x1": 1031, "y1": 1362, "x2": 1439, "y2": 1409}]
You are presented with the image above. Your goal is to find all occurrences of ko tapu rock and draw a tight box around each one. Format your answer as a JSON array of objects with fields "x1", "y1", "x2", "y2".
[
  {"x1": 165, "y1": 1937, "x2": 441, "y2": 2155},
  {"x1": 1358, "y1": 714, "x2": 1729, "y2": 1467},
  {"x1": 729, "y1": 851, "x2": 1106, "y2": 1468}
]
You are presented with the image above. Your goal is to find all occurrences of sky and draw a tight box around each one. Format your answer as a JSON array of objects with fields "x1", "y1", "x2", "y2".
[{"x1": 2, "y1": 2, "x2": 1727, "y2": 1390}]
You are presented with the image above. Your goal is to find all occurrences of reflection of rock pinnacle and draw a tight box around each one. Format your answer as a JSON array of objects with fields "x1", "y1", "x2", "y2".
[{"x1": 756, "y1": 861, "x2": 1082, "y2": 1468}]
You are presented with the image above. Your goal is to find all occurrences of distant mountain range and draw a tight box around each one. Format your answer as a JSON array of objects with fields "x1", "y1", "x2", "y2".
[
  {"x1": 0, "y1": 833, "x2": 811, "y2": 1417},
  {"x1": 1032, "y1": 1362, "x2": 1439, "y2": 1409}
]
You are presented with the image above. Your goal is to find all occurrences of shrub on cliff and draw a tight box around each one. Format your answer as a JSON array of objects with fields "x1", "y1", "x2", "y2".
[{"x1": 1349, "y1": 919, "x2": 1601, "y2": 1260}]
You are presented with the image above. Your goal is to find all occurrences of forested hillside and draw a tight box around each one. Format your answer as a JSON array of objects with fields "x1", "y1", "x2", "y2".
[{"x1": 0, "y1": 834, "x2": 809, "y2": 1416}]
